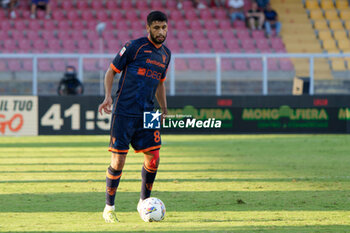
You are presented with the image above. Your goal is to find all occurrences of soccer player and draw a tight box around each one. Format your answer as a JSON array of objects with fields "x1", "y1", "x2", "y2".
[{"x1": 98, "y1": 11, "x2": 171, "y2": 223}]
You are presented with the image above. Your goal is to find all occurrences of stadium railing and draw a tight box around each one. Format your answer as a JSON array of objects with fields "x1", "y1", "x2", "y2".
[{"x1": 0, "y1": 53, "x2": 349, "y2": 96}]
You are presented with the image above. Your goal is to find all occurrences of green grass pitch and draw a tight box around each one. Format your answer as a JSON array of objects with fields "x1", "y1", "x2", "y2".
[{"x1": 0, "y1": 135, "x2": 349, "y2": 232}]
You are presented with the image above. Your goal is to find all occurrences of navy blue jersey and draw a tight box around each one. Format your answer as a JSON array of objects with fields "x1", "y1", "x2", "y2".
[{"x1": 110, "y1": 37, "x2": 171, "y2": 117}]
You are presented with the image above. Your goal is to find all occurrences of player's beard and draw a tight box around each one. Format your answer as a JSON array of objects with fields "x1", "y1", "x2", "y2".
[{"x1": 150, "y1": 31, "x2": 166, "y2": 45}]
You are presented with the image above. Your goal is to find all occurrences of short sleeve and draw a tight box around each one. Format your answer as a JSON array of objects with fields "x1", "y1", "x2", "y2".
[{"x1": 110, "y1": 41, "x2": 136, "y2": 73}]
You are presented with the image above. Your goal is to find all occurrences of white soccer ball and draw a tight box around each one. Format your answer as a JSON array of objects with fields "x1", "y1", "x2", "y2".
[{"x1": 139, "y1": 197, "x2": 166, "y2": 222}]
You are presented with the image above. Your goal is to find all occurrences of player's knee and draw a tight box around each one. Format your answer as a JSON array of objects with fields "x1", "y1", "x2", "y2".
[
  {"x1": 111, "y1": 153, "x2": 126, "y2": 170},
  {"x1": 145, "y1": 150, "x2": 160, "y2": 169}
]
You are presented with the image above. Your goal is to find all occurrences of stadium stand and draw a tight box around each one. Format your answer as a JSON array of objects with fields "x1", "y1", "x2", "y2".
[{"x1": 1, "y1": 0, "x2": 349, "y2": 95}]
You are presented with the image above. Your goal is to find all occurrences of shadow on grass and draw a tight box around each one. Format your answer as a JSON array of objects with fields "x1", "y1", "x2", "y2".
[
  {"x1": 1, "y1": 225, "x2": 350, "y2": 233},
  {"x1": 0, "y1": 190, "x2": 349, "y2": 213}
]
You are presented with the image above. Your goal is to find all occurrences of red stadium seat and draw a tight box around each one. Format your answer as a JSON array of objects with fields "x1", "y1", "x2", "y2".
[
  {"x1": 279, "y1": 59, "x2": 294, "y2": 71},
  {"x1": 192, "y1": 30, "x2": 205, "y2": 41},
  {"x1": 125, "y1": 10, "x2": 139, "y2": 21},
  {"x1": 72, "y1": 21, "x2": 86, "y2": 30},
  {"x1": 83, "y1": 59, "x2": 98, "y2": 71},
  {"x1": 77, "y1": 40, "x2": 91, "y2": 53},
  {"x1": 185, "y1": 10, "x2": 198, "y2": 20},
  {"x1": 0, "y1": 31, "x2": 9, "y2": 40},
  {"x1": 101, "y1": 31, "x2": 114, "y2": 40},
  {"x1": 33, "y1": 40, "x2": 47, "y2": 53},
  {"x1": 14, "y1": 20, "x2": 26, "y2": 30},
  {"x1": 71, "y1": 31, "x2": 84, "y2": 41},
  {"x1": 116, "y1": 22, "x2": 129, "y2": 31},
  {"x1": 256, "y1": 39, "x2": 270, "y2": 51},
  {"x1": 106, "y1": 40, "x2": 122, "y2": 51},
  {"x1": 61, "y1": 0, "x2": 73, "y2": 10},
  {"x1": 106, "y1": 1, "x2": 118, "y2": 9},
  {"x1": 81, "y1": 11, "x2": 95, "y2": 21},
  {"x1": 92, "y1": 1, "x2": 104, "y2": 9},
  {"x1": 169, "y1": 10, "x2": 183, "y2": 21},
  {"x1": 219, "y1": 21, "x2": 232, "y2": 30},
  {"x1": 236, "y1": 29, "x2": 251, "y2": 40},
  {"x1": 222, "y1": 30, "x2": 235, "y2": 41},
  {"x1": 57, "y1": 20, "x2": 71, "y2": 30},
  {"x1": 52, "y1": 11, "x2": 65, "y2": 20},
  {"x1": 200, "y1": 9, "x2": 213, "y2": 20},
  {"x1": 203, "y1": 59, "x2": 216, "y2": 71},
  {"x1": 27, "y1": 31, "x2": 39, "y2": 41},
  {"x1": 221, "y1": 59, "x2": 234, "y2": 71},
  {"x1": 96, "y1": 11, "x2": 110, "y2": 21},
  {"x1": 268, "y1": 59, "x2": 279, "y2": 71},
  {"x1": 136, "y1": 1, "x2": 149, "y2": 9},
  {"x1": 207, "y1": 30, "x2": 221, "y2": 40},
  {"x1": 183, "y1": 0, "x2": 195, "y2": 9},
  {"x1": 249, "y1": 59, "x2": 263, "y2": 71},
  {"x1": 270, "y1": 37, "x2": 285, "y2": 50},
  {"x1": 241, "y1": 39, "x2": 256, "y2": 50},
  {"x1": 47, "y1": 40, "x2": 61, "y2": 53},
  {"x1": 91, "y1": 40, "x2": 105, "y2": 53},
  {"x1": 233, "y1": 20, "x2": 246, "y2": 29},
  {"x1": 251, "y1": 30, "x2": 265, "y2": 39},
  {"x1": 111, "y1": 11, "x2": 124, "y2": 21},
  {"x1": 215, "y1": 9, "x2": 228, "y2": 20},
  {"x1": 0, "y1": 61, "x2": 7, "y2": 71},
  {"x1": 203, "y1": 20, "x2": 217, "y2": 31},
  {"x1": 177, "y1": 30, "x2": 191, "y2": 40},
  {"x1": 43, "y1": 20, "x2": 57, "y2": 30},
  {"x1": 62, "y1": 40, "x2": 77, "y2": 52},
  {"x1": 175, "y1": 59, "x2": 188, "y2": 71},
  {"x1": 67, "y1": 11, "x2": 79, "y2": 21},
  {"x1": 38, "y1": 60, "x2": 52, "y2": 71},
  {"x1": 52, "y1": 59, "x2": 66, "y2": 71},
  {"x1": 225, "y1": 39, "x2": 241, "y2": 51},
  {"x1": 165, "y1": 0, "x2": 177, "y2": 9},
  {"x1": 42, "y1": 30, "x2": 56, "y2": 40},
  {"x1": 10, "y1": 30, "x2": 23, "y2": 40},
  {"x1": 121, "y1": 1, "x2": 133, "y2": 10},
  {"x1": 1, "y1": 21, "x2": 12, "y2": 31},
  {"x1": 151, "y1": 0, "x2": 165, "y2": 10},
  {"x1": 182, "y1": 39, "x2": 196, "y2": 53},
  {"x1": 18, "y1": 40, "x2": 32, "y2": 53},
  {"x1": 131, "y1": 21, "x2": 145, "y2": 31},
  {"x1": 76, "y1": 0, "x2": 89, "y2": 10},
  {"x1": 188, "y1": 59, "x2": 203, "y2": 70},
  {"x1": 166, "y1": 39, "x2": 182, "y2": 53},
  {"x1": 197, "y1": 39, "x2": 212, "y2": 53},
  {"x1": 8, "y1": 60, "x2": 21, "y2": 71},
  {"x1": 131, "y1": 30, "x2": 147, "y2": 39},
  {"x1": 189, "y1": 21, "x2": 202, "y2": 30},
  {"x1": 233, "y1": 59, "x2": 249, "y2": 71},
  {"x1": 174, "y1": 20, "x2": 187, "y2": 30},
  {"x1": 23, "y1": 60, "x2": 33, "y2": 71},
  {"x1": 28, "y1": 20, "x2": 42, "y2": 30},
  {"x1": 212, "y1": 39, "x2": 227, "y2": 53},
  {"x1": 86, "y1": 21, "x2": 98, "y2": 30}
]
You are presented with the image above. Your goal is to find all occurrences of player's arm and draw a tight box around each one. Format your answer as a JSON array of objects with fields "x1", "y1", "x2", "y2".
[
  {"x1": 98, "y1": 66, "x2": 116, "y2": 115},
  {"x1": 155, "y1": 81, "x2": 167, "y2": 119}
]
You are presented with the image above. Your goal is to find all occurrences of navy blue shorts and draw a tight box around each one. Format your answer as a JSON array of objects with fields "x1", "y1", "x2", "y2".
[{"x1": 108, "y1": 114, "x2": 161, "y2": 154}]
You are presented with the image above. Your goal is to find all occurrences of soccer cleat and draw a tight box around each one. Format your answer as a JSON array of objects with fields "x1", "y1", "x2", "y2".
[{"x1": 103, "y1": 207, "x2": 119, "y2": 223}]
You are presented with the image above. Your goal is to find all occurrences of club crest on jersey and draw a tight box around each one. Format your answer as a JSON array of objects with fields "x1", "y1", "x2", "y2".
[{"x1": 119, "y1": 47, "x2": 126, "y2": 56}]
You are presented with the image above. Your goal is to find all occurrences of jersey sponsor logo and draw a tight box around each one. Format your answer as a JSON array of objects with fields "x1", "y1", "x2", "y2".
[
  {"x1": 146, "y1": 59, "x2": 165, "y2": 68},
  {"x1": 138, "y1": 67, "x2": 162, "y2": 81},
  {"x1": 119, "y1": 47, "x2": 126, "y2": 56},
  {"x1": 137, "y1": 68, "x2": 146, "y2": 76}
]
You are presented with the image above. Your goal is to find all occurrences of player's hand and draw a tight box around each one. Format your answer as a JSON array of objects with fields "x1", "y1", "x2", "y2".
[
  {"x1": 161, "y1": 108, "x2": 167, "y2": 122},
  {"x1": 98, "y1": 97, "x2": 113, "y2": 115}
]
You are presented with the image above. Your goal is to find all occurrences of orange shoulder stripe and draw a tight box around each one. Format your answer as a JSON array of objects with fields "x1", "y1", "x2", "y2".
[
  {"x1": 133, "y1": 43, "x2": 149, "y2": 60},
  {"x1": 110, "y1": 63, "x2": 121, "y2": 73}
]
